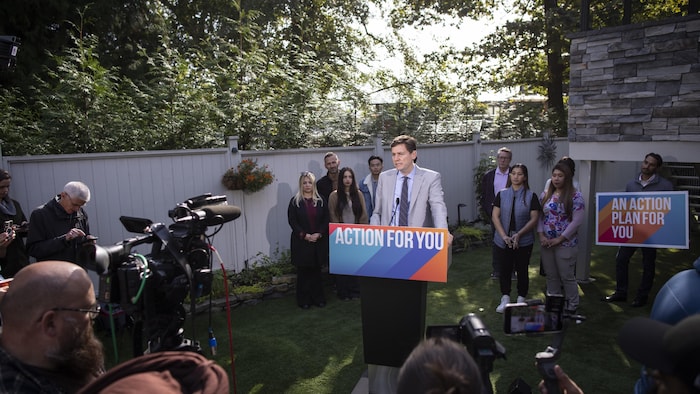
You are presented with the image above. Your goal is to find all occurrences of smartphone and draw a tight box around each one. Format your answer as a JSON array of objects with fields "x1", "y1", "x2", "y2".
[
  {"x1": 3, "y1": 220, "x2": 12, "y2": 235},
  {"x1": 504, "y1": 303, "x2": 563, "y2": 334}
]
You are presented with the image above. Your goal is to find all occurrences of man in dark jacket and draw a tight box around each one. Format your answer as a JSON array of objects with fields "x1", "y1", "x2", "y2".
[
  {"x1": 603, "y1": 153, "x2": 674, "y2": 307},
  {"x1": 27, "y1": 181, "x2": 93, "y2": 266},
  {"x1": 0, "y1": 261, "x2": 104, "y2": 393},
  {"x1": 316, "y1": 152, "x2": 340, "y2": 201}
]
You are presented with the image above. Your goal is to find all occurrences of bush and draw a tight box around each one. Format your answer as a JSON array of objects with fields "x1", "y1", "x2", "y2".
[
  {"x1": 228, "y1": 248, "x2": 294, "y2": 288},
  {"x1": 453, "y1": 223, "x2": 490, "y2": 251}
]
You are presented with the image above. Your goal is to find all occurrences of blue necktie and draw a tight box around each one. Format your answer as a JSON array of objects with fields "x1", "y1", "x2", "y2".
[{"x1": 399, "y1": 176, "x2": 409, "y2": 226}]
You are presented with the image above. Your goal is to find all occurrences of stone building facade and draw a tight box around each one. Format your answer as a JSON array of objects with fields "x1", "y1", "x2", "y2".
[{"x1": 565, "y1": 15, "x2": 700, "y2": 280}]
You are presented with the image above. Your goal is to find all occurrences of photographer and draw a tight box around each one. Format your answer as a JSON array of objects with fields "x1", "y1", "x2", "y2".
[
  {"x1": 26, "y1": 181, "x2": 94, "y2": 266},
  {"x1": 398, "y1": 336, "x2": 483, "y2": 394},
  {"x1": 541, "y1": 314, "x2": 700, "y2": 394},
  {"x1": 0, "y1": 169, "x2": 29, "y2": 277}
]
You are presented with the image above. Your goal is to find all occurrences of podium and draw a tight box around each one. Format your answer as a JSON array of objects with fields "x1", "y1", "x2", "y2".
[
  {"x1": 328, "y1": 223, "x2": 449, "y2": 392},
  {"x1": 359, "y1": 277, "x2": 427, "y2": 367}
]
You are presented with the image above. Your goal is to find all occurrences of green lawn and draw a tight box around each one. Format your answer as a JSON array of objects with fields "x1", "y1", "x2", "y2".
[{"x1": 99, "y1": 233, "x2": 700, "y2": 393}]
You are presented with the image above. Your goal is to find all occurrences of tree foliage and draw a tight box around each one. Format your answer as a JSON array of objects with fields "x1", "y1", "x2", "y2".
[{"x1": 0, "y1": 0, "x2": 693, "y2": 154}]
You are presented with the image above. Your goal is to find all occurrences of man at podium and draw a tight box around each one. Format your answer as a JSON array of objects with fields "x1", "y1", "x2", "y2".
[{"x1": 363, "y1": 134, "x2": 452, "y2": 392}]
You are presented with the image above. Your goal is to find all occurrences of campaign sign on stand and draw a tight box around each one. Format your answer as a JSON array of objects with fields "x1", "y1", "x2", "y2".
[
  {"x1": 329, "y1": 223, "x2": 449, "y2": 282},
  {"x1": 596, "y1": 191, "x2": 688, "y2": 249}
]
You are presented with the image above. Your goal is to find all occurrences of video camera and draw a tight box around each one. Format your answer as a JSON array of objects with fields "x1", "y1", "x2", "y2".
[
  {"x1": 427, "y1": 313, "x2": 506, "y2": 394},
  {"x1": 80, "y1": 194, "x2": 241, "y2": 355}
]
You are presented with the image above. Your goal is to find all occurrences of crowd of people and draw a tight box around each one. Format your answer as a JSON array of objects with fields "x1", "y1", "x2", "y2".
[
  {"x1": 0, "y1": 138, "x2": 691, "y2": 393},
  {"x1": 484, "y1": 150, "x2": 673, "y2": 314}
]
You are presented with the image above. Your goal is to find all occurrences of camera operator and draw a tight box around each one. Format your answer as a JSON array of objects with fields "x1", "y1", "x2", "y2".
[
  {"x1": 0, "y1": 169, "x2": 30, "y2": 278},
  {"x1": 540, "y1": 314, "x2": 700, "y2": 394},
  {"x1": 27, "y1": 182, "x2": 95, "y2": 267},
  {"x1": 0, "y1": 261, "x2": 105, "y2": 392},
  {"x1": 398, "y1": 336, "x2": 484, "y2": 394}
]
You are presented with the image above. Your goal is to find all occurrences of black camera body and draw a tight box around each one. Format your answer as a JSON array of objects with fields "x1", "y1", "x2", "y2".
[
  {"x1": 427, "y1": 313, "x2": 506, "y2": 377},
  {"x1": 80, "y1": 194, "x2": 240, "y2": 354}
]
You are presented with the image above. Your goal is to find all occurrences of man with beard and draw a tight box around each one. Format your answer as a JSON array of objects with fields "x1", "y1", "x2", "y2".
[
  {"x1": 0, "y1": 261, "x2": 104, "y2": 393},
  {"x1": 602, "y1": 153, "x2": 674, "y2": 308},
  {"x1": 316, "y1": 152, "x2": 340, "y2": 201}
]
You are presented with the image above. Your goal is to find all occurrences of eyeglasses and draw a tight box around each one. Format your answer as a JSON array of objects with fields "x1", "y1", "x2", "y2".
[
  {"x1": 52, "y1": 305, "x2": 101, "y2": 319},
  {"x1": 66, "y1": 195, "x2": 86, "y2": 209}
]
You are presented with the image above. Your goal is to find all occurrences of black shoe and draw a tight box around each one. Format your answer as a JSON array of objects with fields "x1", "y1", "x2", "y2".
[
  {"x1": 602, "y1": 293, "x2": 626, "y2": 303},
  {"x1": 631, "y1": 298, "x2": 647, "y2": 307},
  {"x1": 300, "y1": 304, "x2": 310, "y2": 310},
  {"x1": 316, "y1": 302, "x2": 326, "y2": 308}
]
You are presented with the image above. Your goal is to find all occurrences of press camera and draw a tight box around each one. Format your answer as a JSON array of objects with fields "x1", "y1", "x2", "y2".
[
  {"x1": 427, "y1": 313, "x2": 506, "y2": 394},
  {"x1": 80, "y1": 194, "x2": 240, "y2": 355}
]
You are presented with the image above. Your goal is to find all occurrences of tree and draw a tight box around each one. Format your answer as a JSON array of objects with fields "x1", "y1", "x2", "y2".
[{"x1": 391, "y1": 0, "x2": 692, "y2": 138}]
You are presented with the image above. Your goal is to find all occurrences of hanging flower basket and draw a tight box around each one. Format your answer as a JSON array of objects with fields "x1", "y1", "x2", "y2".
[{"x1": 222, "y1": 159, "x2": 274, "y2": 193}]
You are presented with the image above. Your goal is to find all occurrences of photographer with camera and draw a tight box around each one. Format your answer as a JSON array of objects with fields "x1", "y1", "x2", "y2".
[
  {"x1": 540, "y1": 314, "x2": 700, "y2": 394},
  {"x1": 27, "y1": 181, "x2": 95, "y2": 267},
  {"x1": 398, "y1": 336, "x2": 483, "y2": 394},
  {"x1": 0, "y1": 169, "x2": 29, "y2": 278}
]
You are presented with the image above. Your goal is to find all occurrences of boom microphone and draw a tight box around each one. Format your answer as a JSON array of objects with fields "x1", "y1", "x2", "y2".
[
  {"x1": 176, "y1": 204, "x2": 242, "y2": 226},
  {"x1": 389, "y1": 197, "x2": 400, "y2": 226},
  {"x1": 201, "y1": 205, "x2": 241, "y2": 226}
]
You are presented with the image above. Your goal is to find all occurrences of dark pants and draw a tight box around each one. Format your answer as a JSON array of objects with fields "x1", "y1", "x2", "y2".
[
  {"x1": 615, "y1": 246, "x2": 657, "y2": 300},
  {"x1": 296, "y1": 266, "x2": 325, "y2": 306},
  {"x1": 495, "y1": 244, "x2": 533, "y2": 297}
]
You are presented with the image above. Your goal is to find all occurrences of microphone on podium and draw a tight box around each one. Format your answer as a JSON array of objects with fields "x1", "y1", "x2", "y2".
[{"x1": 389, "y1": 197, "x2": 400, "y2": 226}]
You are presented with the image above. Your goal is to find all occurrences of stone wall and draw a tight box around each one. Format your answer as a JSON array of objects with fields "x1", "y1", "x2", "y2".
[{"x1": 568, "y1": 15, "x2": 700, "y2": 142}]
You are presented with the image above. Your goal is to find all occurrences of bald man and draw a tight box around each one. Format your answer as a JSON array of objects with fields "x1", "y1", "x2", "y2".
[{"x1": 0, "y1": 261, "x2": 104, "y2": 393}]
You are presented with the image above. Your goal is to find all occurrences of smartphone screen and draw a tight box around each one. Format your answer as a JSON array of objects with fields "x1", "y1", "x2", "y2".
[{"x1": 504, "y1": 303, "x2": 562, "y2": 334}]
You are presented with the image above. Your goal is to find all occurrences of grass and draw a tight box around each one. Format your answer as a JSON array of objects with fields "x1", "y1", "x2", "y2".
[{"x1": 98, "y1": 232, "x2": 700, "y2": 393}]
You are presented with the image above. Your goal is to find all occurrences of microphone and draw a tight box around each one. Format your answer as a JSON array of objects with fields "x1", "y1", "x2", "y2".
[
  {"x1": 201, "y1": 205, "x2": 242, "y2": 226},
  {"x1": 389, "y1": 197, "x2": 400, "y2": 226},
  {"x1": 176, "y1": 205, "x2": 242, "y2": 226}
]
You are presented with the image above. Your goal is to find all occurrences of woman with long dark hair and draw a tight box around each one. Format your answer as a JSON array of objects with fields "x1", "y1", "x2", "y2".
[
  {"x1": 492, "y1": 164, "x2": 541, "y2": 313},
  {"x1": 288, "y1": 171, "x2": 328, "y2": 309},
  {"x1": 538, "y1": 163, "x2": 585, "y2": 314},
  {"x1": 328, "y1": 167, "x2": 367, "y2": 300}
]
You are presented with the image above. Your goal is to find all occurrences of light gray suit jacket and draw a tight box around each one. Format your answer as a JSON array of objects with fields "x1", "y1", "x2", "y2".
[{"x1": 370, "y1": 165, "x2": 448, "y2": 229}]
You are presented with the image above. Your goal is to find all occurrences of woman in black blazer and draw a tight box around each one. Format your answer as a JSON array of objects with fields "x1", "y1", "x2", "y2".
[{"x1": 288, "y1": 171, "x2": 329, "y2": 309}]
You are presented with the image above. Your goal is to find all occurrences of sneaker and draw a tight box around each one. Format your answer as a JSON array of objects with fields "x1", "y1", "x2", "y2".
[
  {"x1": 517, "y1": 296, "x2": 526, "y2": 303},
  {"x1": 496, "y1": 295, "x2": 510, "y2": 313}
]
